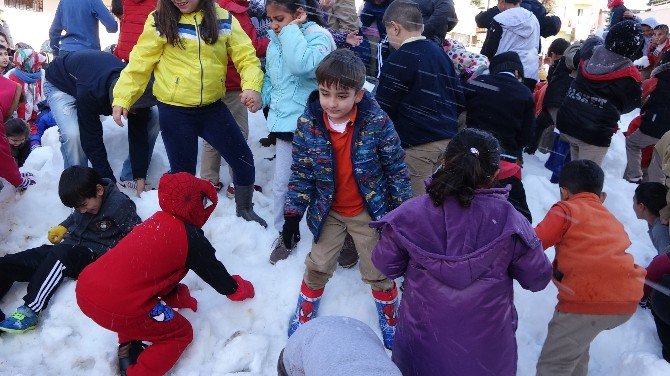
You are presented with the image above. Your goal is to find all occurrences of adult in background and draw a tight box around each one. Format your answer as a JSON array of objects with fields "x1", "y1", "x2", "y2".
[
  {"x1": 413, "y1": 0, "x2": 458, "y2": 45},
  {"x1": 45, "y1": 50, "x2": 159, "y2": 195},
  {"x1": 49, "y1": 0, "x2": 119, "y2": 58}
]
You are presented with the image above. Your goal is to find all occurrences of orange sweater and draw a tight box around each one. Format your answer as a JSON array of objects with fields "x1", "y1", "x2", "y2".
[{"x1": 535, "y1": 193, "x2": 646, "y2": 315}]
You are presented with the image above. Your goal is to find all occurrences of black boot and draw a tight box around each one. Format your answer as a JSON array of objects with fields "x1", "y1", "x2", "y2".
[
  {"x1": 118, "y1": 340, "x2": 147, "y2": 376},
  {"x1": 338, "y1": 233, "x2": 359, "y2": 268},
  {"x1": 235, "y1": 185, "x2": 268, "y2": 228}
]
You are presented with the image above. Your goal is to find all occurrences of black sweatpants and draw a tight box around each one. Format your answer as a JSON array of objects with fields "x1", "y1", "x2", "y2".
[
  {"x1": 653, "y1": 308, "x2": 670, "y2": 362},
  {"x1": 0, "y1": 244, "x2": 96, "y2": 313}
]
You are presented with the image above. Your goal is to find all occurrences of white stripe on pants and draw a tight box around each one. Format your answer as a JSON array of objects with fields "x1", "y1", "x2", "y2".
[
  {"x1": 273, "y1": 139, "x2": 294, "y2": 233},
  {"x1": 28, "y1": 261, "x2": 65, "y2": 313}
]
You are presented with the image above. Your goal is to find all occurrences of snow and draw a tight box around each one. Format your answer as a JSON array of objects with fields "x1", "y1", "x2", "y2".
[{"x1": 1, "y1": 109, "x2": 670, "y2": 375}]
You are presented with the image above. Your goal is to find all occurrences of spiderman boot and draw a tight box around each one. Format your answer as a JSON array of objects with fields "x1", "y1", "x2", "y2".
[
  {"x1": 288, "y1": 280, "x2": 324, "y2": 338},
  {"x1": 372, "y1": 284, "x2": 399, "y2": 350}
]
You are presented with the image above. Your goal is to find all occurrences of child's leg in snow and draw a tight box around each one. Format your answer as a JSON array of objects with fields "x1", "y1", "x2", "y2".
[
  {"x1": 162, "y1": 284, "x2": 198, "y2": 312},
  {"x1": 124, "y1": 312, "x2": 193, "y2": 376},
  {"x1": 303, "y1": 212, "x2": 350, "y2": 290},
  {"x1": 198, "y1": 101, "x2": 255, "y2": 186},
  {"x1": 156, "y1": 103, "x2": 200, "y2": 175},
  {"x1": 341, "y1": 211, "x2": 393, "y2": 292},
  {"x1": 0, "y1": 245, "x2": 52, "y2": 301},
  {"x1": 272, "y1": 139, "x2": 293, "y2": 233},
  {"x1": 23, "y1": 244, "x2": 96, "y2": 314}
]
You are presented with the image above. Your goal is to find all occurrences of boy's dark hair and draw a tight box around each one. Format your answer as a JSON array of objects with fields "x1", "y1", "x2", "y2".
[
  {"x1": 0, "y1": 44, "x2": 7, "y2": 53},
  {"x1": 58, "y1": 166, "x2": 104, "y2": 208},
  {"x1": 315, "y1": 49, "x2": 366, "y2": 90},
  {"x1": 0, "y1": 31, "x2": 7, "y2": 46},
  {"x1": 382, "y1": 0, "x2": 423, "y2": 32},
  {"x1": 655, "y1": 24, "x2": 669, "y2": 34},
  {"x1": 4, "y1": 118, "x2": 30, "y2": 138},
  {"x1": 427, "y1": 128, "x2": 501, "y2": 207},
  {"x1": 265, "y1": 0, "x2": 325, "y2": 26},
  {"x1": 155, "y1": 0, "x2": 221, "y2": 47},
  {"x1": 503, "y1": 0, "x2": 521, "y2": 4},
  {"x1": 635, "y1": 182, "x2": 668, "y2": 217},
  {"x1": 558, "y1": 160, "x2": 604, "y2": 195},
  {"x1": 548, "y1": 38, "x2": 570, "y2": 56}
]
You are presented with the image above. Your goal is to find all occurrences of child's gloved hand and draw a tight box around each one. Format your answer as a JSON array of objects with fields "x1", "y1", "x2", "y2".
[
  {"x1": 227, "y1": 275, "x2": 255, "y2": 301},
  {"x1": 48, "y1": 225, "x2": 67, "y2": 244},
  {"x1": 18, "y1": 172, "x2": 36, "y2": 190}
]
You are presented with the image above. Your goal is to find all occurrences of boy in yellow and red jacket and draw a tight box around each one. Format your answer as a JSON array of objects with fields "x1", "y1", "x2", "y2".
[{"x1": 534, "y1": 159, "x2": 646, "y2": 376}]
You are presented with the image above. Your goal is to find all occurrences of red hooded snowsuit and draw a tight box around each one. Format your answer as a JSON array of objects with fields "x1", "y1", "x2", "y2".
[{"x1": 76, "y1": 173, "x2": 248, "y2": 376}]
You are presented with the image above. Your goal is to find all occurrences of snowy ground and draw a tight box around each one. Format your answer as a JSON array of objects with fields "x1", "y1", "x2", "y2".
[{"x1": 1, "y1": 109, "x2": 670, "y2": 375}]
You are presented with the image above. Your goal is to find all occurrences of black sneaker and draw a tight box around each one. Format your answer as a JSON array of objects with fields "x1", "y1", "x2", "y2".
[{"x1": 119, "y1": 340, "x2": 147, "y2": 376}]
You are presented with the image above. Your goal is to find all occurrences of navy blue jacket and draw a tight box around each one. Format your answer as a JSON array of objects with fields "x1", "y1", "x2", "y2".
[{"x1": 376, "y1": 39, "x2": 464, "y2": 148}]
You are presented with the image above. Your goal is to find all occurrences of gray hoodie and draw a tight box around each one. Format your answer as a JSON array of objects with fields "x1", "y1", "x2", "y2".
[
  {"x1": 494, "y1": 7, "x2": 540, "y2": 81},
  {"x1": 281, "y1": 316, "x2": 402, "y2": 376},
  {"x1": 60, "y1": 179, "x2": 141, "y2": 256}
]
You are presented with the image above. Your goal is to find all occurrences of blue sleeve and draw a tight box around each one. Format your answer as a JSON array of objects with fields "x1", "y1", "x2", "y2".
[
  {"x1": 49, "y1": 3, "x2": 64, "y2": 56},
  {"x1": 92, "y1": 0, "x2": 119, "y2": 33},
  {"x1": 261, "y1": 67, "x2": 272, "y2": 107},
  {"x1": 279, "y1": 25, "x2": 333, "y2": 77},
  {"x1": 359, "y1": 3, "x2": 375, "y2": 27}
]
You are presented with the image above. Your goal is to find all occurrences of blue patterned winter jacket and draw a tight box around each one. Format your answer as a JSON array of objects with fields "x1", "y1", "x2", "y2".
[{"x1": 284, "y1": 91, "x2": 412, "y2": 241}]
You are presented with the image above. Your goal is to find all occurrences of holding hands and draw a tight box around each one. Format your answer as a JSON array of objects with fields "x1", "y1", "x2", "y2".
[{"x1": 240, "y1": 90, "x2": 262, "y2": 113}]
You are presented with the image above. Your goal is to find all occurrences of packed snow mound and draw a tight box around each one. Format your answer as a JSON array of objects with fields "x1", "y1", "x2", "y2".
[{"x1": 1, "y1": 110, "x2": 669, "y2": 375}]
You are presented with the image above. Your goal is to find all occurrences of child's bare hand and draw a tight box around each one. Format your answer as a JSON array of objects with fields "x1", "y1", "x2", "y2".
[
  {"x1": 113, "y1": 106, "x2": 128, "y2": 127},
  {"x1": 346, "y1": 32, "x2": 363, "y2": 47},
  {"x1": 240, "y1": 90, "x2": 262, "y2": 113}
]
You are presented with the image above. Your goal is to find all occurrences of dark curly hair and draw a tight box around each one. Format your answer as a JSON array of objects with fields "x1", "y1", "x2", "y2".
[
  {"x1": 426, "y1": 129, "x2": 501, "y2": 207},
  {"x1": 155, "y1": 0, "x2": 221, "y2": 47}
]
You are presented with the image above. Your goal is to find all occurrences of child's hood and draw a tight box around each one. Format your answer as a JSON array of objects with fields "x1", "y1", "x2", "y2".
[
  {"x1": 371, "y1": 188, "x2": 538, "y2": 290},
  {"x1": 13, "y1": 48, "x2": 46, "y2": 73},
  {"x1": 582, "y1": 45, "x2": 641, "y2": 82},
  {"x1": 494, "y1": 7, "x2": 538, "y2": 38},
  {"x1": 158, "y1": 172, "x2": 218, "y2": 228}
]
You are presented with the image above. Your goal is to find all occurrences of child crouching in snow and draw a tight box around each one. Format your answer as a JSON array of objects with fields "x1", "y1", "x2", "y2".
[
  {"x1": 535, "y1": 160, "x2": 646, "y2": 375},
  {"x1": 4, "y1": 118, "x2": 31, "y2": 167},
  {"x1": 76, "y1": 172, "x2": 255, "y2": 376},
  {"x1": 283, "y1": 49, "x2": 412, "y2": 348},
  {"x1": 371, "y1": 128, "x2": 552, "y2": 375},
  {"x1": 0, "y1": 166, "x2": 140, "y2": 333}
]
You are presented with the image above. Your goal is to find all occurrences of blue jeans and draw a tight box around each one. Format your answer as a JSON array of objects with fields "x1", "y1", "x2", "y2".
[
  {"x1": 158, "y1": 101, "x2": 255, "y2": 186},
  {"x1": 44, "y1": 80, "x2": 88, "y2": 168}
]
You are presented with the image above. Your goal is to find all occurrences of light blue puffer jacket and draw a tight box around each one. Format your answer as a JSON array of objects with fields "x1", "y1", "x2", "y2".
[{"x1": 261, "y1": 21, "x2": 336, "y2": 133}]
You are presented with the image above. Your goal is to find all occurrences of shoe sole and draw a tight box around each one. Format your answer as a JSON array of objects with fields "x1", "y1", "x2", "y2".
[{"x1": 0, "y1": 326, "x2": 36, "y2": 334}]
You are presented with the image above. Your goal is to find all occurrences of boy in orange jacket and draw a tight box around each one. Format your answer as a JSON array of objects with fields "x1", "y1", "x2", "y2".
[{"x1": 534, "y1": 159, "x2": 646, "y2": 376}]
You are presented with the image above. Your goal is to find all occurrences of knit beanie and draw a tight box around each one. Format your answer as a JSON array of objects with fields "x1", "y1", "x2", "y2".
[
  {"x1": 563, "y1": 41, "x2": 583, "y2": 71},
  {"x1": 605, "y1": 20, "x2": 644, "y2": 60},
  {"x1": 489, "y1": 51, "x2": 524, "y2": 78}
]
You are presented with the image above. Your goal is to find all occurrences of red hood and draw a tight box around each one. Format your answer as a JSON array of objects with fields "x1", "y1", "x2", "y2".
[
  {"x1": 580, "y1": 60, "x2": 642, "y2": 83},
  {"x1": 608, "y1": 0, "x2": 623, "y2": 9},
  {"x1": 217, "y1": 0, "x2": 249, "y2": 13},
  {"x1": 158, "y1": 173, "x2": 218, "y2": 228}
]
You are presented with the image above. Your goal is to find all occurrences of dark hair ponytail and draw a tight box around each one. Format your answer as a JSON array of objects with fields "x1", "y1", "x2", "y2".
[
  {"x1": 155, "y1": 0, "x2": 220, "y2": 47},
  {"x1": 426, "y1": 129, "x2": 501, "y2": 207},
  {"x1": 266, "y1": 0, "x2": 326, "y2": 26}
]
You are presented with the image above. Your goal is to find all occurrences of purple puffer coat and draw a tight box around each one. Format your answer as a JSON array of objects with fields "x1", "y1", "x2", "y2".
[{"x1": 371, "y1": 187, "x2": 552, "y2": 376}]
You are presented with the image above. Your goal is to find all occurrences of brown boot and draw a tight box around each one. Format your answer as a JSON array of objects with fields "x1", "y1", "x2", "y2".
[{"x1": 338, "y1": 233, "x2": 359, "y2": 268}]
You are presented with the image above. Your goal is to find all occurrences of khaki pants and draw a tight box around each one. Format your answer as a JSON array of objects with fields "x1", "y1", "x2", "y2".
[
  {"x1": 303, "y1": 210, "x2": 393, "y2": 292},
  {"x1": 560, "y1": 134, "x2": 608, "y2": 167},
  {"x1": 648, "y1": 148, "x2": 667, "y2": 184},
  {"x1": 404, "y1": 139, "x2": 450, "y2": 196},
  {"x1": 624, "y1": 129, "x2": 660, "y2": 181},
  {"x1": 200, "y1": 90, "x2": 249, "y2": 184},
  {"x1": 536, "y1": 310, "x2": 632, "y2": 376}
]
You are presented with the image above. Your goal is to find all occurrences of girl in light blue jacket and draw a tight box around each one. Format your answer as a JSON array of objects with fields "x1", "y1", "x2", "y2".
[{"x1": 262, "y1": 0, "x2": 336, "y2": 259}]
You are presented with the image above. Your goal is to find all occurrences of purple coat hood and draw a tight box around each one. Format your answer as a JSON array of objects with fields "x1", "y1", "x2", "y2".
[{"x1": 371, "y1": 188, "x2": 551, "y2": 376}]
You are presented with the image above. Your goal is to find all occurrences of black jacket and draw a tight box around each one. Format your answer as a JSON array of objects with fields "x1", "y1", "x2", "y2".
[
  {"x1": 640, "y1": 62, "x2": 670, "y2": 139},
  {"x1": 543, "y1": 57, "x2": 574, "y2": 109},
  {"x1": 414, "y1": 0, "x2": 458, "y2": 44},
  {"x1": 557, "y1": 46, "x2": 642, "y2": 147},
  {"x1": 376, "y1": 39, "x2": 464, "y2": 147},
  {"x1": 465, "y1": 73, "x2": 535, "y2": 158},
  {"x1": 11, "y1": 141, "x2": 30, "y2": 167}
]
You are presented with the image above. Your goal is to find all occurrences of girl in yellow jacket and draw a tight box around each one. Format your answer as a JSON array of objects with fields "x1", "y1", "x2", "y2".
[{"x1": 112, "y1": 0, "x2": 267, "y2": 227}]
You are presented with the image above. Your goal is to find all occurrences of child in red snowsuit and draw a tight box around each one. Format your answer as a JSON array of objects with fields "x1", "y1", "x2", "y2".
[{"x1": 76, "y1": 172, "x2": 255, "y2": 376}]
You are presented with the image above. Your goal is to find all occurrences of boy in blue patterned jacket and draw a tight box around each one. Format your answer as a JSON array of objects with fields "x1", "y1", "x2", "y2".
[{"x1": 282, "y1": 49, "x2": 411, "y2": 349}]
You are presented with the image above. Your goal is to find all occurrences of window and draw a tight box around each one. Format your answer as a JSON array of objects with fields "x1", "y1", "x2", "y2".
[
  {"x1": 4, "y1": 0, "x2": 43, "y2": 12},
  {"x1": 577, "y1": 9, "x2": 584, "y2": 17}
]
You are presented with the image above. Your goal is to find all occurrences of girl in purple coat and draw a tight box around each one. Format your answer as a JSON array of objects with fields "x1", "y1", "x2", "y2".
[{"x1": 371, "y1": 128, "x2": 552, "y2": 375}]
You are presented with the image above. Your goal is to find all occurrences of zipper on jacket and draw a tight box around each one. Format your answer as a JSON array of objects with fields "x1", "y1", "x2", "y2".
[{"x1": 194, "y1": 14, "x2": 204, "y2": 106}]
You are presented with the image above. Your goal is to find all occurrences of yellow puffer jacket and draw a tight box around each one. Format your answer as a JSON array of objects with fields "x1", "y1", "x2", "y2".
[{"x1": 113, "y1": 5, "x2": 263, "y2": 108}]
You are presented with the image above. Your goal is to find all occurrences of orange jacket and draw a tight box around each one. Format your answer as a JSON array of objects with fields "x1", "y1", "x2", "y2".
[{"x1": 535, "y1": 193, "x2": 645, "y2": 315}]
